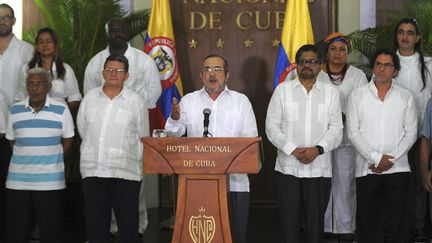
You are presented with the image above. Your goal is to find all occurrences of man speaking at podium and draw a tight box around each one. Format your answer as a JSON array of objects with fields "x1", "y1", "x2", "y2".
[{"x1": 165, "y1": 54, "x2": 258, "y2": 243}]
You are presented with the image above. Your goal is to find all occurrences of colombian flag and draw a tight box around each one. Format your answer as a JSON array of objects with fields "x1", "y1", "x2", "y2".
[
  {"x1": 144, "y1": 0, "x2": 183, "y2": 130},
  {"x1": 273, "y1": 0, "x2": 314, "y2": 88}
]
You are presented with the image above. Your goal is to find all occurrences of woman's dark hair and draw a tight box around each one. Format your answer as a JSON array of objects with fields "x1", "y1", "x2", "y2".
[
  {"x1": 28, "y1": 27, "x2": 66, "y2": 80},
  {"x1": 393, "y1": 18, "x2": 429, "y2": 90}
]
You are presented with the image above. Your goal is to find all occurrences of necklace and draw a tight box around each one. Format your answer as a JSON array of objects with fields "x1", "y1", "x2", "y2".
[{"x1": 326, "y1": 63, "x2": 348, "y2": 85}]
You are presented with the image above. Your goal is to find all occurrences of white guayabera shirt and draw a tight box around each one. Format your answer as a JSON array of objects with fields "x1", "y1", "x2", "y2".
[
  {"x1": 266, "y1": 78, "x2": 343, "y2": 178},
  {"x1": 77, "y1": 87, "x2": 149, "y2": 181},
  {"x1": 165, "y1": 86, "x2": 258, "y2": 192}
]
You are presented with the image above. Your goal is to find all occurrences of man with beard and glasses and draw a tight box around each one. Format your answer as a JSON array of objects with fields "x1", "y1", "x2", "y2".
[
  {"x1": 165, "y1": 54, "x2": 258, "y2": 243},
  {"x1": 347, "y1": 49, "x2": 417, "y2": 243},
  {"x1": 0, "y1": 3, "x2": 32, "y2": 241},
  {"x1": 266, "y1": 44, "x2": 343, "y2": 243},
  {"x1": 83, "y1": 18, "x2": 161, "y2": 239}
]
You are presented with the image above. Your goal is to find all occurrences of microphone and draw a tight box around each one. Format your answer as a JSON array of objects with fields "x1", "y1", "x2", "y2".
[{"x1": 203, "y1": 108, "x2": 211, "y2": 137}]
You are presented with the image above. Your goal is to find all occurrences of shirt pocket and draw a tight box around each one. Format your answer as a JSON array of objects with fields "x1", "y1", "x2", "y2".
[
  {"x1": 317, "y1": 103, "x2": 327, "y2": 124},
  {"x1": 224, "y1": 110, "x2": 241, "y2": 133},
  {"x1": 115, "y1": 109, "x2": 134, "y2": 126},
  {"x1": 284, "y1": 102, "x2": 299, "y2": 122},
  {"x1": 87, "y1": 107, "x2": 98, "y2": 123}
]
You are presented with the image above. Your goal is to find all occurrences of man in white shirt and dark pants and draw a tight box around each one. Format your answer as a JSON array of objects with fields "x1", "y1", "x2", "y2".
[
  {"x1": 83, "y1": 18, "x2": 161, "y2": 237},
  {"x1": 393, "y1": 18, "x2": 432, "y2": 242},
  {"x1": 347, "y1": 49, "x2": 417, "y2": 243},
  {"x1": 0, "y1": 4, "x2": 33, "y2": 240},
  {"x1": 165, "y1": 54, "x2": 258, "y2": 243},
  {"x1": 266, "y1": 44, "x2": 343, "y2": 243},
  {"x1": 78, "y1": 54, "x2": 148, "y2": 243}
]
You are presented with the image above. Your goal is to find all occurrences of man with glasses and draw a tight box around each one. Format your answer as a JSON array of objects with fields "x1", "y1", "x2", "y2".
[
  {"x1": 83, "y1": 17, "x2": 161, "y2": 238},
  {"x1": 78, "y1": 54, "x2": 148, "y2": 243},
  {"x1": 165, "y1": 54, "x2": 258, "y2": 243},
  {"x1": 347, "y1": 49, "x2": 417, "y2": 243},
  {"x1": 0, "y1": 4, "x2": 33, "y2": 240},
  {"x1": 266, "y1": 44, "x2": 343, "y2": 243}
]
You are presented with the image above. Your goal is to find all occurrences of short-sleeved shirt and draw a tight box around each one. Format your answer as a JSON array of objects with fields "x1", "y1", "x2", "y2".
[{"x1": 5, "y1": 96, "x2": 75, "y2": 190}]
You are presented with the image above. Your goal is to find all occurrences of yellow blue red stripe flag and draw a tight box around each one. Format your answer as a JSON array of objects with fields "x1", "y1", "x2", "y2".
[
  {"x1": 144, "y1": 0, "x2": 183, "y2": 129},
  {"x1": 274, "y1": 0, "x2": 315, "y2": 88}
]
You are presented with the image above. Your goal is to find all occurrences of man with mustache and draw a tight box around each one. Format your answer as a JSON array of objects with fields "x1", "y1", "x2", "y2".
[
  {"x1": 266, "y1": 44, "x2": 343, "y2": 243},
  {"x1": 83, "y1": 18, "x2": 161, "y2": 238},
  {"x1": 392, "y1": 18, "x2": 432, "y2": 242},
  {"x1": 5, "y1": 68, "x2": 74, "y2": 243},
  {"x1": 0, "y1": 4, "x2": 33, "y2": 240},
  {"x1": 165, "y1": 54, "x2": 258, "y2": 243}
]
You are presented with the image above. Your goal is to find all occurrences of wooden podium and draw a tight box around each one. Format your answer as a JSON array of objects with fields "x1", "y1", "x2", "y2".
[{"x1": 142, "y1": 137, "x2": 261, "y2": 243}]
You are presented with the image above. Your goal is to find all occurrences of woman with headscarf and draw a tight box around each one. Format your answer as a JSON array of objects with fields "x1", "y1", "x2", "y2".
[{"x1": 318, "y1": 32, "x2": 368, "y2": 238}]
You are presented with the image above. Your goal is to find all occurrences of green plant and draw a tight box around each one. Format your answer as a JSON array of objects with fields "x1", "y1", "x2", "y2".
[
  {"x1": 347, "y1": 0, "x2": 432, "y2": 76},
  {"x1": 24, "y1": 0, "x2": 150, "y2": 90}
]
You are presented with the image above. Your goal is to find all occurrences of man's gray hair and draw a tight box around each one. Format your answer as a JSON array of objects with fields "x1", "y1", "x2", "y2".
[{"x1": 27, "y1": 67, "x2": 52, "y2": 84}]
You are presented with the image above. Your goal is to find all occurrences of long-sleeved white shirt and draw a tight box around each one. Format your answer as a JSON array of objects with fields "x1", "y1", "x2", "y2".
[
  {"x1": 16, "y1": 63, "x2": 82, "y2": 103},
  {"x1": 394, "y1": 51, "x2": 432, "y2": 137},
  {"x1": 0, "y1": 35, "x2": 32, "y2": 104},
  {"x1": 77, "y1": 87, "x2": 149, "y2": 181},
  {"x1": 165, "y1": 87, "x2": 258, "y2": 192},
  {"x1": 266, "y1": 79, "x2": 343, "y2": 178},
  {"x1": 318, "y1": 65, "x2": 368, "y2": 145},
  {"x1": 83, "y1": 44, "x2": 161, "y2": 108},
  {"x1": 347, "y1": 81, "x2": 417, "y2": 177}
]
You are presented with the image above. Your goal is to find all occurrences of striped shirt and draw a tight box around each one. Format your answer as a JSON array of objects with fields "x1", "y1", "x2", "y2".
[{"x1": 5, "y1": 96, "x2": 75, "y2": 190}]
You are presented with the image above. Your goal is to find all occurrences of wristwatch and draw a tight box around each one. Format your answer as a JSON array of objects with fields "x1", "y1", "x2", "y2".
[{"x1": 316, "y1": 145, "x2": 324, "y2": 155}]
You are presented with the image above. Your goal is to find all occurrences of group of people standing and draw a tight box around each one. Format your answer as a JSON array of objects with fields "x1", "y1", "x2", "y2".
[
  {"x1": 0, "y1": 3, "x2": 160, "y2": 243},
  {"x1": 1, "y1": 2, "x2": 432, "y2": 243},
  {"x1": 266, "y1": 18, "x2": 432, "y2": 243}
]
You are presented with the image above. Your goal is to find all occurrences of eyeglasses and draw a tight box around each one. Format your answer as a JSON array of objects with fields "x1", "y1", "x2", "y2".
[
  {"x1": 297, "y1": 59, "x2": 320, "y2": 66},
  {"x1": 26, "y1": 82, "x2": 48, "y2": 89},
  {"x1": 37, "y1": 40, "x2": 54, "y2": 45},
  {"x1": 374, "y1": 61, "x2": 394, "y2": 69},
  {"x1": 0, "y1": 15, "x2": 13, "y2": 23},
  {"x1": 103, "y1": 68, "x2": 125, "y2": 74},
  {"x1": 201, "y1": 66, "x2": 225, "y2": 73}
]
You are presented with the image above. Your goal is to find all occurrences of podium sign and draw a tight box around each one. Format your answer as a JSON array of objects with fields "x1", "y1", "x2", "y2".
[{"x1": 143, "y1": 137, "x2": 261, "y2": 243}]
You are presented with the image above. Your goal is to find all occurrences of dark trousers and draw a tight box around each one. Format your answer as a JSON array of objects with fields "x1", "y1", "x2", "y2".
[
  {"x1": 5, "y1": 189, "x2": 64, "y2": 243},
  {"x1": 82, "y1": 177, "x2": 141, "y2": 243},
  {"x1": 356, "y1": 172, "x2": 410, "y2": 243},
  {"x1": 0, "y1": 137, "x2": 12, "y2": 242},
  {"x1": 408, "y1": 140, "x2": 427, "y2": 234},
  {"x1": 277, "y1": 173, "x2": 331, "y2": 243},
  {"x1": 229, "y1": 191, "x2": 249, "y2": 243}
]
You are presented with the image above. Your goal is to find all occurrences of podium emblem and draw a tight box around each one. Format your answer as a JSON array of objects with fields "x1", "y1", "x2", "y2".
[{"x1": 189, "y1": 207, "x2": 216, "y2": 243}]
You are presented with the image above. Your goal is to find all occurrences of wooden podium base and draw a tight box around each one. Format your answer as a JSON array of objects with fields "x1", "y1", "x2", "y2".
[
  {"x1": 172, "y1": 174, "x2": 232, "y2": 243},
  {"x1": 142, "y1": 137, "x2": 261, "y2": 243}
]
